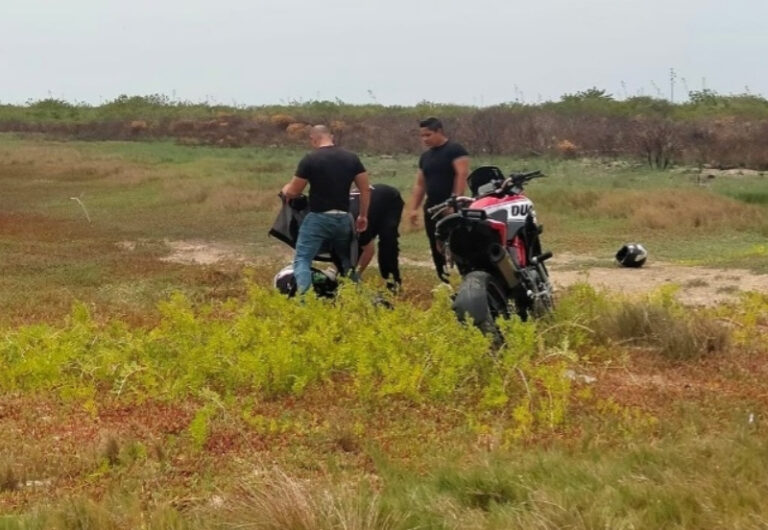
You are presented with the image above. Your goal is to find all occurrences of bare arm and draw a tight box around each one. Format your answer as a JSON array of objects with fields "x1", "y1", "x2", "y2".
[
  {"x1": 281, "y1": 176, "x2": 307, "y2": 199},
  {"x1": 354, "y1": 172, "x2": 370, "y2": 232},
  {"x1": 452, "y1": 156, "x2": 470, "y2": 196},
  {"x1": 357, "y1": 241, "x2": 375, "y2": 273},
  {"x1": 408, "y1": 169, "x2": 426, "y2": 225}
]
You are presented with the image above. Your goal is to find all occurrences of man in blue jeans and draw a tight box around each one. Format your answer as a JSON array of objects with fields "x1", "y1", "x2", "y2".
[{"x1": 281, "y1": 125, "x2": 370, "y2": 294}]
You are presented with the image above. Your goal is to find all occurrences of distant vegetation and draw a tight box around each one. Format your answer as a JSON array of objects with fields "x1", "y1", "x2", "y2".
[{"x1": 2, "y1": 89, "x2": 768, "y2": 168}]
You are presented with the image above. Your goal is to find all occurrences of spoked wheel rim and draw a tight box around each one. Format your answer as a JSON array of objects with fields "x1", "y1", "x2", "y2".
[{"x1": 531, "y1": 278, "x2": 554, "y2": 318}]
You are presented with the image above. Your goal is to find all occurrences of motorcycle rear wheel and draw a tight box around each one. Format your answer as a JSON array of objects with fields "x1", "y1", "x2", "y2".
[{"x1": 453, "y1": 271, "x2": 509, "y2": 340}]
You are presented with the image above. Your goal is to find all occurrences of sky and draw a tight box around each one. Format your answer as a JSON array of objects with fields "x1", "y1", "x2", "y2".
[{"x1": 1, "y1": 0, "x2": 766, "y2": 107}]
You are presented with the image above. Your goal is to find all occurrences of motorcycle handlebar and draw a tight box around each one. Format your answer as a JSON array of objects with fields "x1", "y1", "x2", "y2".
[
  {"x1": 426, "y1": 202, "x2": 446, "y2": 216},
  {"x1": 512, "y1": 170, "x2": 543, "y2": 180},
  {"x1": 426, "y1": 170, "x2": 544, "y2": 218},
  {"x1": 500, "y1": 170, "x2": 544, "y2": 193},
  {"x1": 426, "y1": 196, "x2": 473, "y2": 218}
]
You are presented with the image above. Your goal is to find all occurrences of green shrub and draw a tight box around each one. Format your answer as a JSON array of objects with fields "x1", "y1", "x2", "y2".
[{"x1": 0, "y1": 283, "x2": 574, "y2": 436}]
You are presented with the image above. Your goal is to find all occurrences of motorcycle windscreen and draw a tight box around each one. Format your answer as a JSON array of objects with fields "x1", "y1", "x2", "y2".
[{"x1": 467, "y1": 166, "x2": 504, "y2": 197}]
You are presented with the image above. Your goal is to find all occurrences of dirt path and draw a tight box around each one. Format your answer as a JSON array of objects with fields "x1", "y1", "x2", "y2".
[
  {"x1": 144, "y1": 240, "x2": 768, "y2": 305},
  {"x1": 551, "y1": 261, "x2": 766, "y2": 305},
  {"x1": 407, "y1": 253, "x2": 768, "y2": 305},
  {"x1": 157, "y1": 239, "x2": 251, "y2": 266},
  {"x1": 549, "y1": 252, "x2": 768, "y2": 305}
]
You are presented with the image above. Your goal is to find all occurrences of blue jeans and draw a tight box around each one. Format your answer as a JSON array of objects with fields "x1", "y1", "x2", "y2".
[{"x1": 293, "y1": 212, "x2": 353, "y2": 294}]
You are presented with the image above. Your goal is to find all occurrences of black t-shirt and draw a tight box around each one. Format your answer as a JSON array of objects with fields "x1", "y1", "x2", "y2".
[
  {"x1": 350, "y1": 184, "x2": 404, "y2": 246},
  {"x1": 418, "y1": 140, "x2": 469, "y2": 206},
  {"x1": 295, "y1": 146, "x2": 366, "y2": 213}
]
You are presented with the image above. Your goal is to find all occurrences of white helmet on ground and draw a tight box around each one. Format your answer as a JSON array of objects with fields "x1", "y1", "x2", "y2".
[{"x1": 273, "y1": 265, "x2": 339, "y2": 297}]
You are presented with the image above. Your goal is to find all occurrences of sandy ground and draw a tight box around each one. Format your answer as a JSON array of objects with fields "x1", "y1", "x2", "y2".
[
  {"x1": 550, "y1": 254, "x2": 768, "y2": 305},
  {"x1": 157, "y1": 239, "x2": 251, "y2": 266},
  {"x1": 145, "y1": 240, "x2": 768, "y2": 305},
  {"x1": 408, "y1": 253, "x2": 768, "y2": 305}
]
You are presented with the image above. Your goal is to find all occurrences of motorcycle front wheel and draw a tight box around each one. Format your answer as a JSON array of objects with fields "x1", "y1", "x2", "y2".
[
  {"x1": 452, "y1": 271, "x2": 509, "y2": 340},
  {"x1": 529, "y1": 266, "x2": 555, "y2": 318}
]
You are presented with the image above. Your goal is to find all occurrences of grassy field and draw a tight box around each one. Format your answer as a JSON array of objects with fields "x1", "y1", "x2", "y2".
[{"x1": 2, "y1": 134, "x2": 768, "y2": 528}]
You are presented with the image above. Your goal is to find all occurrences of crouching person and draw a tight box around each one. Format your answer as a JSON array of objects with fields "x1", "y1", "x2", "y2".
[{"x1": 350, "y1": 184, "x2": 404, "y2": 292}]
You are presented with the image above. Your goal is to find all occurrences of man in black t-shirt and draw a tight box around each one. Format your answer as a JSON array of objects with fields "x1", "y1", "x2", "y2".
[
  {"x1": 350, "y1": 184, "x2": 404, "y2": 291},
  {"x1": 281, "y1": 125, "x2": 370, "y2": 295},
  {"x1": 408, "y1": 117, "x2": 470, "y2": 281}
]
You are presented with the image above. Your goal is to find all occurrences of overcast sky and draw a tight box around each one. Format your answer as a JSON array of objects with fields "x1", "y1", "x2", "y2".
[{"x1": 2, "y1": 0, "x2": 766, "y2": 106}]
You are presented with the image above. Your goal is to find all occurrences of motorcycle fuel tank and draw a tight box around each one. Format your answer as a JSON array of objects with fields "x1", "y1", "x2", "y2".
[{"x1": 470, "y1": 194, "x2": 536, "y2": 239}]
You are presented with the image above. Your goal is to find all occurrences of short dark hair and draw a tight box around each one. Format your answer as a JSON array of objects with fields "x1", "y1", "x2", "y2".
[{"x1": 419, "y1": 117, "x2": 443, "y2": 132}]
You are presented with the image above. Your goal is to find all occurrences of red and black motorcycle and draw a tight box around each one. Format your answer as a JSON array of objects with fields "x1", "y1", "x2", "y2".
[{"x1": 427, "y1": 166, "x2": 554, "y2": 334}]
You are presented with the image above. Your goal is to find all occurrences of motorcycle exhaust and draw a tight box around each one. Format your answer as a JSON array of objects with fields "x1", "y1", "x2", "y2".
[{"x1": 489, "y1": 243, "x2": 519, "y2": 288}]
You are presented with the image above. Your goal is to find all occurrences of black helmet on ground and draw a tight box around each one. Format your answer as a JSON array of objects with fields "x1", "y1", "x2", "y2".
[{"x1": 616, "y1": 243, "x2": 648, "y2": 268}]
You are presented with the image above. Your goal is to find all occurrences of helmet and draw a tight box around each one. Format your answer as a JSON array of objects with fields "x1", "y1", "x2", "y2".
[
  {"x1": 616, "y1": 243, "x2": 648, "y2": 268},
  {"x1": 273, "y1": 265, "x2": 338, "y2": 297},
  {"x1": 274, "y1": 265, "x2": 298, "y2": 296}
]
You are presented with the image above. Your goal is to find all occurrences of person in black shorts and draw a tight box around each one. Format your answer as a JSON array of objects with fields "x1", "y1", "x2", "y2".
[
  {"x1": 350, "y1": 184, "x2": 404, "y2": 291},
  {"x1": 408, "y1": 117, "x2": 470, "y2": 282},
  {"x1": 281, "y1": 125, "x2": 370, "y2": 294}
]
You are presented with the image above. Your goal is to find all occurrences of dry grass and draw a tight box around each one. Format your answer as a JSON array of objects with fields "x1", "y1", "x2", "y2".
[
  {"x1": 592, "y1": 189, "x2": 765, "y2": 231},
  {"x1": 0, "y1": 212, "x2": 89, "y2": 241},
  {"x1": 0, "y1": 143, "x2": 163, "y2": 186},
  {"x1": 203, "y1": 186, "x2": 280, "y2": 213},
  {"x1": 168, "y1": 184, "x2": 210, "y2": 204},
  {"x1": 537, "y1": 189, "x2": 602, "y2": 213},
  {"x1": 596, "y1": 299, "x2": 731, "y2": 360},
  {"x1": 0, "y1": 464, "x2": 19, "y2": 493},
  {"x1": 222, "y1": 469, "x2": 401, "y2": 530},
  {"x1": 251, "y1": 162, "x2": 289, "y2": 174}
]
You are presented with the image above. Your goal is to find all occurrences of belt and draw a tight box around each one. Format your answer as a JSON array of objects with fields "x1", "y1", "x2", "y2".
[{"x1": 321, "y1": 209, "x2": 347, "y2": 215}]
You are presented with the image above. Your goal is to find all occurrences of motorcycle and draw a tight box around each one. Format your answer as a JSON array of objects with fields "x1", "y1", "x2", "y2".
[{"x1": 427, "y1": 166, "x2": 554, "y2": 335}]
